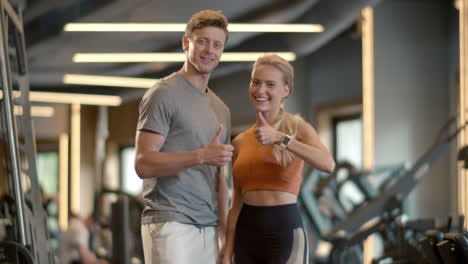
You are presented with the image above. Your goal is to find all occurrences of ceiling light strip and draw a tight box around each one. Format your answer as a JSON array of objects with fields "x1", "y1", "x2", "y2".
[
  {"x1": 30, "y1": 91, "x2": 122, "y2": 106},
  {"x1": 72, "y1": 52, "x2": 296, "y2": 63},
  {"x1": 229, "y1": 24, "x2": 323, "y2": 32},
  {"x1": 64, "y1": 23, "x2": 324, "y2": 33},
  {"x1": 14, "y1": 105, "x2": 55, "y2": 117},
  {"x1": 73, "y1": 53, "x2": 186, "y2": 62},
  {"x1": 1, "y1": 90, "x2": 121, "y2": 105},
  {"x1": 222, "y1": 52, "x2": 296, "y2": 61},
  {"x1": 63, "y1": 74, "x2": 157, "y2": 88}
]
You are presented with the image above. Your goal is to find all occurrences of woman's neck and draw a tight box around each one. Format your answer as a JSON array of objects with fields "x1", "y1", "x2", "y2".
[{"x1": 262, "y1": 109, "x2": 283, "y2": 125}]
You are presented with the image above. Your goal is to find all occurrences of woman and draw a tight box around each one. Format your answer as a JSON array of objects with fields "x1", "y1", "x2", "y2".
[{"x1": 221, "y1": 54, "x2": 335, "y2": 264}]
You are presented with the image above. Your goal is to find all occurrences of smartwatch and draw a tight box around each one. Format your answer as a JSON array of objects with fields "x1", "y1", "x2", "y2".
[{"x1": 280, "y1": 135, "x2": 292, "y2": 149}]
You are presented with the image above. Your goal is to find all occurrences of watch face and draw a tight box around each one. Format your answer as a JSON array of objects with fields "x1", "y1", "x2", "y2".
[{"x1": 281, "y1": 135, "x2": 291, "y2": 148}]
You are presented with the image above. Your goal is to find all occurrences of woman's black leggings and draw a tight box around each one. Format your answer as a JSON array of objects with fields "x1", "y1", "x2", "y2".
[{"x1": 234, "y1": 203, "x2": 308, "y2": 264}]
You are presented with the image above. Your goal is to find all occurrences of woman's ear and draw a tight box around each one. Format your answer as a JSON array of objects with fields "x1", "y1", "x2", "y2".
[{"x1": 283, "y1": 85, "x2": 290, "y2": 97}]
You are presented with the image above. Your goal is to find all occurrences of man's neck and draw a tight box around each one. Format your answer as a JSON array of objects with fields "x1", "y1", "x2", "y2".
[{"x1": 178, "y1": 63, "x2": 210, "y2": 93}]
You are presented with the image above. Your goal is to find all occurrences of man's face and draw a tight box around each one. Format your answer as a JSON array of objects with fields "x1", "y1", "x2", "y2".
[{"x1": 183, "y1": 26, "x2": 226, "y2": 74}]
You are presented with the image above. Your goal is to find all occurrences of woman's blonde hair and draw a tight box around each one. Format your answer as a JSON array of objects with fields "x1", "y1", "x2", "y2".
[{"x1": 253, "y1": 54, "x2": 302, "y2": 167}]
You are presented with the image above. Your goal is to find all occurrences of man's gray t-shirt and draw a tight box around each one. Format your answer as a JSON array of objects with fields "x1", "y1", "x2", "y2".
[{"x1": 137, "y1": 73, "x2": 231, "y2": 226}]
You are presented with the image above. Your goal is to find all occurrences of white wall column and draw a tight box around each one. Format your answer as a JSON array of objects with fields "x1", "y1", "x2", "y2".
[{"x1": 372, "y1": 0, "x2": 451, "y2": 219}]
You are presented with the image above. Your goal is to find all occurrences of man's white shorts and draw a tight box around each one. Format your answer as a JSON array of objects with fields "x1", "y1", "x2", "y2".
[{"x1": 141, "y1": 222, "x2": 218, "y2": 264}]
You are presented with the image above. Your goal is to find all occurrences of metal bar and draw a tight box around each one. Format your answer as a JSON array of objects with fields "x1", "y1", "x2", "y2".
[
  {"x1": 13, "y1": 16, "x2": 27, "y2": 75},
  {"x1": 1, "y1": 0, "x2": 22, "y2": 33},
  {"x1": 0, "y1": 2, "x2": 26, "y2": 246}
]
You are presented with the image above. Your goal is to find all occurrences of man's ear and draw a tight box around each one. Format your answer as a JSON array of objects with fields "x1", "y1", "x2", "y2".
[{"x1": 182, "y1": 35, "x2": 189, "y2": 51}]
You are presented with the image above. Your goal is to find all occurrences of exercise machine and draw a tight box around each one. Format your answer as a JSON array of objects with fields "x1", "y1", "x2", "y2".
[
  {"x1": 0, "y1": 0, "x2": 54, "y2": 262},
  {"x1": 300, "y1": 116, "x2": 468, "y2": 263}
]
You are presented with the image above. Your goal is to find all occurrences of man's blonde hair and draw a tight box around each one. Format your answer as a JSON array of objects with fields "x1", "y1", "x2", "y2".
[{"x1": 185, "y1": 10, "x2": 229, "y2": 41}]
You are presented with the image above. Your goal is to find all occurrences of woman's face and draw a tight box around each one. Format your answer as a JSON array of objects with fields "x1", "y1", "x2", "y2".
[{"x1": 249, "y1": 64, "x2": 290, "y2": 114}]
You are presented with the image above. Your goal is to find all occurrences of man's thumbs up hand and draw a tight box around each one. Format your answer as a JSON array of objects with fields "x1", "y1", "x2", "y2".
[{"x1": 200, "y1": 124, "x2": 234, "y2": 167}]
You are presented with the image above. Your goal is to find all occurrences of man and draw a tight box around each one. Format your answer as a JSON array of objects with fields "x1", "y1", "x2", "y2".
[
  {"x1": 59, "y1": 215, "x2": 97, "y2": 264},
  {"x1": 134, "y1": 10, "x2": 233, "y2": 264}
]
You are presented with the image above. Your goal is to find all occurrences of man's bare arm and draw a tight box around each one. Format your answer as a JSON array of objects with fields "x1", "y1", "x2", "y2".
[
  {"x1": 135, "y1": 130, "x2": 202, "y2": 178},
  {"x1": 134, "y1": 127, "x2": 233, "y2": 178}
]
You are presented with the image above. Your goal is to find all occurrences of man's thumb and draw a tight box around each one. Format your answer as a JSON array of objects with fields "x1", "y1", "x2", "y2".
[{"x1": 211, "y1": 124, "x2": 223, "y2": 143}]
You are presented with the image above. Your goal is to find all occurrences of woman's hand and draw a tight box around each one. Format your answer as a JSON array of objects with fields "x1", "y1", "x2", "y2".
[
  {"x1": 219, "y1": 246, "x2": 232, "y2": 264},
  {"x1": 254, "y1": 112, "x2": 284, "y2": 145}
]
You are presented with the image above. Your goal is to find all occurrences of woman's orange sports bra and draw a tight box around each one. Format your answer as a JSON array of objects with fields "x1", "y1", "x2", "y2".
[{"x1": 232, "y1": 126, "x2": 304, "y2": 195}]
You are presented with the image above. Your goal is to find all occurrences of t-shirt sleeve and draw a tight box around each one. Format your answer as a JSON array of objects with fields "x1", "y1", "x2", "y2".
[{"x1": 137, "y1": 86, "x2": 175, "y2": 137}]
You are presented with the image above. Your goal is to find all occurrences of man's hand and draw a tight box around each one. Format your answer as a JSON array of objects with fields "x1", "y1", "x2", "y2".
[
  {"x1": 254, "y1": 112, "x2": 284, "y2": 145},
  {"x1": 200, "y1": 125, "x2": 234, "y2": 166},
  {"x1": 217, "y1": 217, "x2": 230, "y2": 264},
  {"x1": 218, "y1": 224, "x2": 226, "y2": 249}
]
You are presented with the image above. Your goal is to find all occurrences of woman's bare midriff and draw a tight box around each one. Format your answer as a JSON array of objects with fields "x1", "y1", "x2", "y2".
[{"x1": 242, "y1": 190, "x2": 297, "y2": 206}]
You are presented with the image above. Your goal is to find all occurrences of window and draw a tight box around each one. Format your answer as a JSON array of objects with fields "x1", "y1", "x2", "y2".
[
  {"x1": 36, "y1": 151, "x2": 60, "y2": 251},
  {"x1": 37, "y1": 152, "x2": 59, "y2": 195},
  {"x1": 333, "y1": 115, "x2": 365, "y2": 212},
  {"x1": 120, "y1": 146, "x2": 143, "y2": 195},
  {"x1": 333, "y1": 115, "x2": 363, "y2": 169}
]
